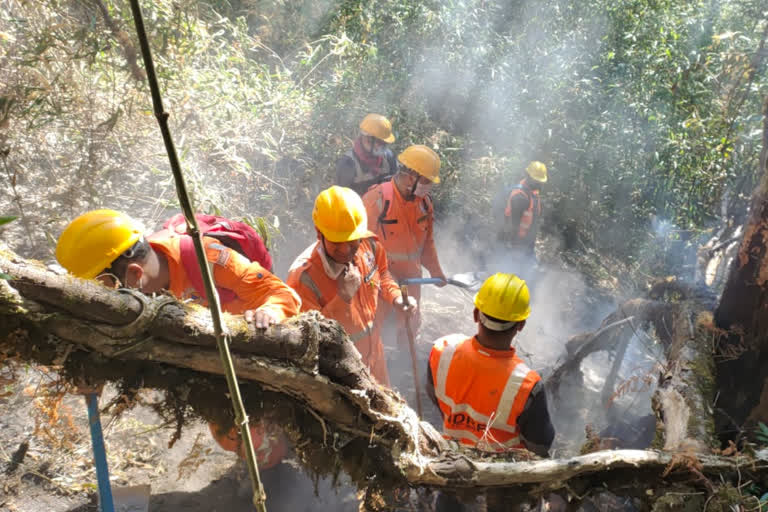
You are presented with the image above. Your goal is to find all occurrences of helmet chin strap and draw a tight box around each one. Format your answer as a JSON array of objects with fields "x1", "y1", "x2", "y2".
[{"x1": 408, "y1": 175, "x2": 419, "y2": 199}]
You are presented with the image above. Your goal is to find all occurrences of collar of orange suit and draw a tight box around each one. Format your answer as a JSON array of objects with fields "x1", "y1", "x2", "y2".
[{"x1": 317, "y1": 242, "x2": 347, "y2": 280}]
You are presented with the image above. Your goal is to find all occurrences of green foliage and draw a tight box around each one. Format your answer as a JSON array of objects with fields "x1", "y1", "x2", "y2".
[
  {"x1": 241, "y1": 214, "x2": 281, "y2": 253},
  {"x1": 0, "y1": 0, "x2": 766, "y2": 280},
  {"x1": 756, "y1": 421, "x2": 768, "y2": 445}
]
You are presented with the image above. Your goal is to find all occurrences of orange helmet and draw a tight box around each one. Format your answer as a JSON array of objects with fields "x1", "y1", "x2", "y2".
[{"x1": 359, "y1": 113, "x2": 395, "y2": 143}]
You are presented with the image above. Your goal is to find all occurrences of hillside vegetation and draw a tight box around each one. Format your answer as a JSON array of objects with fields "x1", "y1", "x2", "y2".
[{"x1": 0, "y1": 0, "x2": 766, "y2": 276}]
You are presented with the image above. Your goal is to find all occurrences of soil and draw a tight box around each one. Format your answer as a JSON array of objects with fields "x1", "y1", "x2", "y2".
[{"x1": 0, "y1": 367, "x2": 358, "y2": 512}]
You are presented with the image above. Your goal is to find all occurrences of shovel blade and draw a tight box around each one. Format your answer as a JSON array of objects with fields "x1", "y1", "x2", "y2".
[{"x1": 447, "y1": 271, "x2": 490, "y2": 290}]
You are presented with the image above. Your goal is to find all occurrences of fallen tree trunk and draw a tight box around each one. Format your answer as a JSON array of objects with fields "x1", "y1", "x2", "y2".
[
  {"x1": 415, "y1": 448, "x2": 768, "y2": 488},
  {"x1": 0, "y1": 250, "x2": 763, "y2": 507},
  {"x1": 547, "y1": 280, "x2": 718, "y2": 452},
  {"x1": 0, "y1": 249, "x2": 445, "y2": 455}
]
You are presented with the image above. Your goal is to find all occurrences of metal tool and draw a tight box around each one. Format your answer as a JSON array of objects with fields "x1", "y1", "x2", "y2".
[
  {"x1": 85, "y1": 394, "x2": 150, "y2": 512},
  {"x1": 400, "y1": 271, "x2": 489, "y2": 291},
  {"x1": 86, "y1": 393, "x2": 115, "y2": 512},
  {"x1": 399, "y1": 284, "x2": 424, "y2": 418}
]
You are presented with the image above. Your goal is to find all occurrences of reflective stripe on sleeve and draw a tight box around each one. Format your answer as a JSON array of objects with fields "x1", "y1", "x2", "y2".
[
  {"x1": 348, "y1": 321, "x2": 374, "y2": 342},
  {"x1": 386, "y1": 250, "x2": 422, "y2": 262}
]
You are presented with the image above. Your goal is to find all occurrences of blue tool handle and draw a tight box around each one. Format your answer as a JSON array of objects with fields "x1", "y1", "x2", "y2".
[
  {"x1": 86, "y1": 393, "x2": 115, "y2": 512},
  {"x1": 399, "y1": 277, "x2": 444, "y2": 286}
]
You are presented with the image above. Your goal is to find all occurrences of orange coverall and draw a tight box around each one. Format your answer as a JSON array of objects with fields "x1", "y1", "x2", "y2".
[
  {"x1": 363, "y1": 180, "x2": 444, "y2": 334},
  {"x1": 286, "y1": 237, "x2": 401, "y2": 386},
  {"x1": 150, "y1": 236, "x2": 301, "y2": 469}
]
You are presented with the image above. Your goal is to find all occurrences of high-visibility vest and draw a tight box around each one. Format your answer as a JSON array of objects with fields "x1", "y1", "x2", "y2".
[
  {"x1": 367, "y1": 180, "x2": 433, "y2": 276},
  {"x1": 429, "y1": 335, "x2": 540, "y2": 451},
  {"x1": 345, "y1": 149, "x2": 392, "y2": 184},
  {"x1": 504, "y1": 182, "x2": 541, "y2": 239}
]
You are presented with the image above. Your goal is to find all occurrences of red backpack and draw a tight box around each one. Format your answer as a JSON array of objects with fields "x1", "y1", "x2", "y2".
[{"x1": 154, "y1": 213, "x2": 272, "y2": 303}]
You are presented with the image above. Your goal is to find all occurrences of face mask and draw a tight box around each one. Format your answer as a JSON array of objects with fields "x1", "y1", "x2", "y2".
[
  {"x1": 371, "y1": 146, "x2": 387, "y2": 157},
  {"x1": 414, "y1": 181, "x2": 434, "y2": 197}
]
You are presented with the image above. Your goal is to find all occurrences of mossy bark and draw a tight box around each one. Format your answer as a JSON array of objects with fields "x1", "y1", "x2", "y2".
[{"x1": 714, "y1": 95, "x2": 768, "y2": 438}]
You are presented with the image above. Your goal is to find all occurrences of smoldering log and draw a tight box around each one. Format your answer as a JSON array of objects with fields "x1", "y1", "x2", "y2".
[
  {"x1": 0, "y1": 249, "x2": 761, "y2": 496},
  {"x1": 546, "y1": 280, "x2": 718, "y2": 451}
]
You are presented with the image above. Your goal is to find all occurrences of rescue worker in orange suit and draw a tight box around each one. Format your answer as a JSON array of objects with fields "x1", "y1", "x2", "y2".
[
  {"x1": 55, "y1": 210, "x2": 301, "y2": 474},
  {"x1": 495, "y1": 161, "x2": 547, "y2": 263},
  {"x1": 427, "y1": 273, "x2": 553, "y2": 454},
  {"x1": 362, "y1": 145, "x2": 447, "y2": 348},
  {"x1": 427, "y1": 273, "x2": 554, "y2": 511},
  {"x1": 336, "y1": 113, "x2": 399, "y2": 197},
  {"x1": 287, "y1": 186, "x2": 416, "y2": 386}
]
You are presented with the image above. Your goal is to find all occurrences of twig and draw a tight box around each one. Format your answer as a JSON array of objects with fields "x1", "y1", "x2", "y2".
[
  {"x1": 90, "y1": 0, "x2": 145, "y2": 82},
  {"x1": 306, "y1": 407, "x2": 328, "y2": 446},
  {"x1": 601, "y1": 320, "x2": 633, "y2": 409},
  {"x1": 0, "y1": 153, "x2": 36, "y2": 250}
]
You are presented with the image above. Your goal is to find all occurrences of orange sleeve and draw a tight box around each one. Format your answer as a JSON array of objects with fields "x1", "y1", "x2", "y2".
[
  {"x1": 362, "y1": 188, "x2": 382, "y2": 233},
  {"x1": 286, "y1": 266, "x2": 356, "y2": 325},
  {"x1": 420, "y1": 215, "x2": 444, "y2": 277},
  {"x1": 209, "y1": 245, "x2": 301, "y2": 321},
  {"x1": 375, "y1": 240, "x2": 401, "y2": 305}
]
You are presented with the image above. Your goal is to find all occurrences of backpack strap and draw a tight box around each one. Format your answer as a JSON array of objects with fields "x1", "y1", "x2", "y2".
[
  {"x1": 376, "y1": 182, "x2": 398, "y2": 239},
  {"x1": 179, "y1": 236, "x2": 238, "y2": 303},
  {"x1": 504, "y1": 184, "x2": 533, "y2": 217}
]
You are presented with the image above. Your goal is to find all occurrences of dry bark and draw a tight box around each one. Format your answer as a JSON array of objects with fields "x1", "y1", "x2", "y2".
[
  {"x1": 0, "y1": 249, "x2": 760, "y2": 497},
  {"x1": 715, "y1": 95, "x2": 768, "y2": 434}
]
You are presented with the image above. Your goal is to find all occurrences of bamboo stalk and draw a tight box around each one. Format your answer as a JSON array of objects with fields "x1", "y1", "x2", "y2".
[{"x1": 126, "y1": 1, "x2": 266, "y2": 509}]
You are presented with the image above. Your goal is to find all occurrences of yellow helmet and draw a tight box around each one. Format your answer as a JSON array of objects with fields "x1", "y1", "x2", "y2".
[
  {"x1": 359, "y1": 113, "x2": 395, "y2": 144},
  {"x1": 474, "y1": 273, "x2": 531, "y2": 326},
  {"x1": 525, "y1": 161, "x2": 548, "y2": 183},
  {"x1": 312, "y1": 186, "x2": 373, "y2": 243},
  {"x1": 398, "y1": 145, "x2": 441, "y2": 183},
  {"x1": 56, "y1": 209, "x2": 143, "y2": 279}
]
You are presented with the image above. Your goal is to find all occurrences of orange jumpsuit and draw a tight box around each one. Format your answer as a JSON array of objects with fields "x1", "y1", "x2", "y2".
[
  {"x1": 150, "y1": 236, "x2": 300, "y2": 319},
  {"x1": 286, "y1": 238, "x2": 401, "y2": 386},
  {"x1": 362, "y1": 180, "x2": 444, "y2": 334},
  {"x1": 150, "y1": 236, "x2": 301, "y2": 468}
]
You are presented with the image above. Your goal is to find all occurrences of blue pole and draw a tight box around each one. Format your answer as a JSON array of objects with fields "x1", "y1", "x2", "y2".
[
  {"x1": 399, "y1": 277, "x2": 445, "y2": 286},
  {"x1": 85, "y1": 393, "x2": 115, "y2": 512}
]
